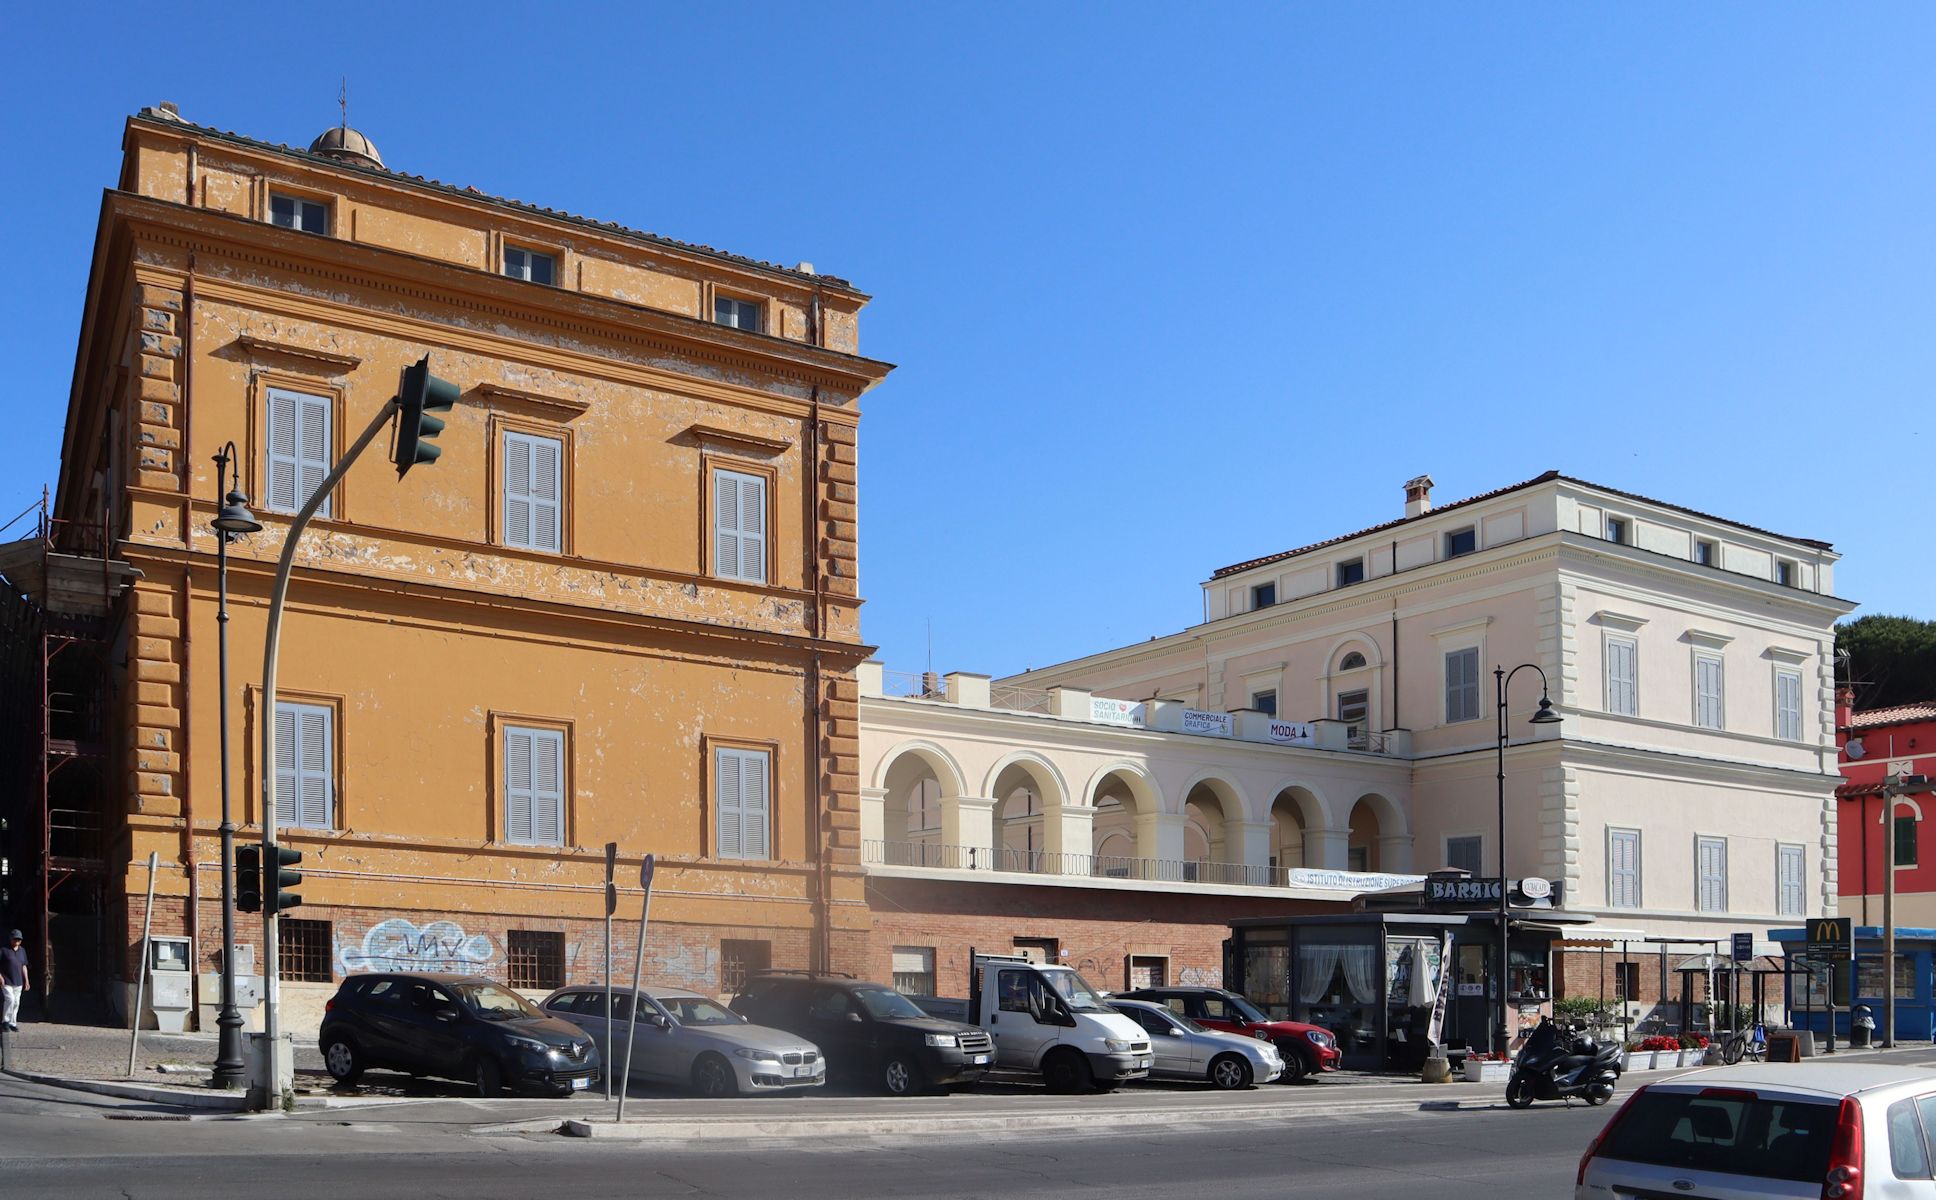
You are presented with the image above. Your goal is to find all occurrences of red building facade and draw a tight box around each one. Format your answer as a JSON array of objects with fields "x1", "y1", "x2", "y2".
[{"x1": 1836, "y1": 691, "x2": 1936, "y2": 927}]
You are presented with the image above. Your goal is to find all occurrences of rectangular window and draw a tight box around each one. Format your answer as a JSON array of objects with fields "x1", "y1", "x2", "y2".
[
  {"x1": 502, "y1": 431, "x2": 564, "y2": 552},
  {"x1": 1443, "y1": 527, "x2": 1477, "y2": 558},
  {"x1": 269, "y1": 193, "x2": 328, "y2": 234},
  {"x1": 1013, "y1": 938, "x2": 1058, "y2": 964},
  {"x1": 1608, "y1": 828, "x2": 1641, "y2": 909},
  {"x1": 1606, "y1": 516, "x2": 1629, "y2": 544},
  {"x1": 1348, "y1": 846, "x2": 1370, "y2": 872},
  {"x1": 1128, "y1": 955, "x2": 1167, "y2": 989},
  {"x1": 1694, "y1": 539, "x2": 1718, "y2": 567},
  {"x1": 1338, "y1": 688, "x2": 1369, "y2": 747},
  {"x1": 1251, "y1": 582, "x2": 1276, "y2": 609},
  {"x1": 891, "y1": 946, "x2": 936, "y2": 996},
  {"x1": 713, "y1": 746, "x2": 771, "y2": 860},
  {"x1": 1775, "y1": 668, "x2": 1803, "y2": 741},
  {"x1": 1250, "y1": 690, "x2": 1277, "y2": 717},
  {"x1": 265, "y1": 387, "x2": 332, "y2": 516},
  {"x1": 503, "y1": 725, "x2": 566, "y2": 846},
  {"x1": 711, "y1": 468, "x2": 769, "y2": 584},
  {"x1": 1697, "y1": 836, "x2": 1728, "y2": 913},
  {"x1": 1336, "y1": 558, "x2": 1365, "y2": 587},
  {"x1": 1693, "y1": 653, "x2": 1725, "y2": 729},
  {"x1": 1606, "y1": 635, "x2": 1639, "y2": 716},
  {"x1": 1777, "y1": 843, "x2": 1804, "y2": 917},
  {"x1": 1446, "y1": 835, "x2": 1482, "y2": 875},
  {"x1": 507, "y1": 930, "x2": 566, "y2": 990},
  {"x1": 1775, "y1": 559, "x2": 1796, "y2": 587},
  {"x1": 714, "y1": 295, "x2": 764, "y2": 332},
  {"x1": 720, "y1": 939, "x2": 771, "y2": 995},
  {"x1": 273, "y1": 701, "x2": 334, "y2": 830},
  {"x1": 1444, "y1": 647, "x2": 1481, "y2": 723},
  {"x1": 279, "y1": 918, "x2": 333, "y2": 983},
  {"x1": 1896, "y1": 815, "x2": 1919, "y2": 868},
  {"x1": 1613, "y1": 961, "x2": 1638, "y2": 1002},
  {"x1": 503, "y1": 245, "x2": 556, "y2": 285}
]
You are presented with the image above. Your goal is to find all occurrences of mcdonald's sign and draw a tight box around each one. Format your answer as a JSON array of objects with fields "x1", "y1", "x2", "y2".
[{"x1": 1807, "y1": 916, "x2": 1852, "y2": 960}]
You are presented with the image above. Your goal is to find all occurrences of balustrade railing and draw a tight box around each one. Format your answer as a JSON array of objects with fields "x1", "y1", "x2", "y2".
[{"x1": 864, "y1": 839, "x2": 1287, "y2": 886}]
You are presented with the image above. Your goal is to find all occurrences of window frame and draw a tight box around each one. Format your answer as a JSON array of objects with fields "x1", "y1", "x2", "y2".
[
  {"x1": 1608, "y1": 827, "x2": 1641, "y2": 909},
  {"x1": 1774, "y1": 559, "x2": 1796, "y2": 587},
  {"x1": 503, "y1": 243, "x2": 559, "y2": 286},
  {"x1": 713, "y1": 293, "x2": 766, "y2": 333},
  {"x1": 1251, "y1": 582, "x2": 1276, "y2": 609},
  {"x1": 891, "y1": 946, "x2": 936, "y2": 996},
  {"x1": 499, "y1": 721, "x2": 570, "y2": 848},
  {"x1": 1776, "y1": 843, "x2": 1804, "y2": 917},
  {"x1": 260, "y1": 381, "x2": 341, "y2": 518},
  {"x1": 506, "y1": 929, "x2": 567, "y2": 990},
  {"x1": 1693, "y1": 538, "x2": 1718, "y2": 567},
  {"x1": 271, "y1": 697, "x2": 338, "y2": 832},
  {"x1": 1696, "y1": 835, "x2": 1728, "y2": 913},
  {"x1": 1336, "y1": 558, "x2": 1365, "y2": 587},
  {"x1": 1443, "y1": 526, "x2": 1478, "y2": 559},
  {"x1": 703, "y1": 457, "x2": 775, "y2": 585},
  {"x1": 709, "y1": 739, "x2": 778, "y2": 861},
  {"x1": 1895, "y1": 813, "x2": 1920, "y2": 869},
  {"x1": 1250, "y1": 689, "x2": 1277, "y2": 717},
  {"x1": 1605, "y1": 633, "x2": 1639, "y2": 717},
  {"x1": 1443, "y1": 646, "x2": 1482, "y2": 724},
  {"x1": 492, "y1": 419, "x2": 573, "y2": 555},
  {"x1": 1605, "y1": 516, "x2": 1629, "y2": 545},
  {"x1": 1693, "y1": 651, "x2": 1726, "y2": 730},
  {"x1": 1445, "y1": 834, "x2": 1483, "y2": 876},
  {"x1": 268, "y1": 191, "x2": 331, "y2": 235},
  {"x1": 1774, "y1": 666, "x2": 1804, "y2": 742},
  {"x1": 278, "y1": 917, "x2": 334, "y2": 983}
]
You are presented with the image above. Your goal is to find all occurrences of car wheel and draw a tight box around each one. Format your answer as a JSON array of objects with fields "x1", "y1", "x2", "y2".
[
  {"x1": 322, "y1": 1037, "x2": 363, "y2": 1085},
  {"x1": 1042, "y1": 1048, "x2": 1094, "y2": 1094},
  {"x1": 1208, "y1": 1053, "x2": 1254, "y2": 1090},
  {"x1": 691, "y1": 1053, "x2": 738, "y2": 1098},
  {"x1": 1276, "y1": 1045, "x2": 1308, "y2": 1083},
  {"x1": 1505, "y1": 1074, "x2": 1536, "y2": 1110},
  {"x1": 473, "y1": 1056, "x2": 504, "y2": 1098},
  {"x1": 881, "y1": 1055, "x2": 923, "y2": 1097}
]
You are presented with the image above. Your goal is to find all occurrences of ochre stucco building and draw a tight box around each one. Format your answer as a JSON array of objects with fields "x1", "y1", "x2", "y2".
[{"x1": 9, "y1": 107, "x2": 891, "y2": 1026}]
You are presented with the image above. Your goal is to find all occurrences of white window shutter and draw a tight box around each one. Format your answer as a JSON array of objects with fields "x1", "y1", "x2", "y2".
[
  {"x1": 740, "y1": 749, "x2": 769, "y2": 859},
  {"x1": 504, "y1": 435, "x2": 533, "y2": 549},
  {"x1": 532, "y1": 728, "x2": 564, "y2": 845},
  {"x1": 737, "y1": 474, "x2": 766, "y2": 583},
  {"x1": 1608, "y1": 638, "x2": 1637, "y2": 716},
  {"x1": 1777, "y1": 671, "x2": 1802, "y2": 740},
  {"x1": 298, "y1": 706, "x2": 332, "y2": 829},
  {"x1": 532, "y1": 436, "x2": 562, "y2": 553},
  {"x1": 298, "y1": 395, "x2": 331, "y2": 517},
  {"x1": 267, "y1": 390, "x2": 299, "y2": 512},
  {"x1": 273, "y1": 703, "x2": 299, "y2": 828},
  {"x1": 715, "y1": 749, "x2": 743, "y2": 858},
  {"x1": 714, "y1": 472, "x2": 741, "y2": 580},
  {"x1": 505, "y1": 728, "x2": 535, "y2": 843}
]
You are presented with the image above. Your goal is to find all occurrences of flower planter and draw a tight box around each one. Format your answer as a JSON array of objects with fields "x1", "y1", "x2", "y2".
[
  {"x1": 1464, "y1": 1059, "x2": 1510, "y2": 1083},
  {"x1": 1624, "y1": 1050, "x2": 1655, "y2": 1071},
  {"x1": 1677, "y1": 1049, "x2": 1701, "y2": 1067}
]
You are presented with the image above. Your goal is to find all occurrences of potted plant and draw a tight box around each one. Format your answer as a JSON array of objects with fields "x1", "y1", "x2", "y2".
[
  {"x1": 1462, "y1": 1051, "x2": 1510, "y2": 1083},
  {"x1": 1623, "y1": 1040, "x2": 1653, "y2": 1071},
  {"x1": 1677, "y1": 1033, "x2": 1709, "y2": 1067}
]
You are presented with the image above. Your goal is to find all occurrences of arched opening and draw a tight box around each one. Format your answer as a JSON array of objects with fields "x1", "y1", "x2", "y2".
[
  {"x1": 990, "y1": 757, "x2": 1061, "y2": 872},
  {"x1": 1339, "y1": 650, "x2": 1367, "y2": 671},
  {"x1": 879, "y1": 747, "x2": 958, "y2": 867},
  {"x1": 1270, "y1": 786, "x2": 1320, "y2": 876},
  {"x1": 1347, "y1": 797, "x2": 1382, "y2": 873},
  {"x1": 1182, "y1": 778, "x2": 1242, "y2": 883},
  {"x1": 1090, "y1": 767, "x2": 1158, "y2": 879}
]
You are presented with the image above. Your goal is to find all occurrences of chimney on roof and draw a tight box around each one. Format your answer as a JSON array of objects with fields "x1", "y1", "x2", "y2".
[
  {"x1": 1404, "y1": 474, "x2": 1435, "y2": 518},
  {"x1": 155, "y1": 101, "x2": 182, "y2": 121}
]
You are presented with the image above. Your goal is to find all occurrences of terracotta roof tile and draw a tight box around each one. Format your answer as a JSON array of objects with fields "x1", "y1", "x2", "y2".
[
  {"x1": 1849, "y1": 702, "x2": 1936, "y2": 730},
  {"x1": 129, "y1": 110, "x2": 861, "y2": 294},
  {"x1": 1211, "y1": 471, "x2": 1833, "y2": 580}
]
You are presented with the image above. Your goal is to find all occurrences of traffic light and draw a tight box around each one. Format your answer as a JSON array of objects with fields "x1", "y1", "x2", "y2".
[
  {"x1": 268, "y1": 847, "x2": 304, "y2": 915},
  {"x1": 236, "y1": 845, "x2": 262, "y2": 914},
  {"x1": 392, "y1": 355, "x2": 459, "y2": 476}
]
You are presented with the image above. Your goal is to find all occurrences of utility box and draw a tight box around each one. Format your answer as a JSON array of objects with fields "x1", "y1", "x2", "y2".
[
  {"x1": 247, "y1": 1032, "x2": 294, "y2": 1104},
  {"x1": 147, "y1": 935, "x2": 193, "y2": 1033}
]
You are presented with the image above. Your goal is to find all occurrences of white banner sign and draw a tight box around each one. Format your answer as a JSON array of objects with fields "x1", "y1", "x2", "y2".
[
  {"x1": 1265, "y1": 720, "x2": 1316, "y2": 746},
  {"x1": 1286, "y1": 868, "x2": 1425, "y2": 893},
  {"x1": 1089, "y1": 697, "x2": 1147, "y2": 727},
  {"x1": 1181, "y1": 709, "x2": 1233, "y2": 737}
]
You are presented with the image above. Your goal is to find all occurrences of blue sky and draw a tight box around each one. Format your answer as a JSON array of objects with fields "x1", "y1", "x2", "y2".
[{"x1": 4, "y1": 5, "x2": 1930, "y2": 678}]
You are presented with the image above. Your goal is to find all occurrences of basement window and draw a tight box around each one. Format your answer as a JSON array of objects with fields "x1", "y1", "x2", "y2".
[
  {"x1": 279, "y1": 918, "x2": 333, "y2": 983},
  {"x1": 507, "y1": 930, "x2": 566, "y2": 990}
]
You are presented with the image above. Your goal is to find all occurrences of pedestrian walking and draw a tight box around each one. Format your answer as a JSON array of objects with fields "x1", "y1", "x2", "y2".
[{"x1": 0, "y1": 930, "x2": 28, "y2": 1032}]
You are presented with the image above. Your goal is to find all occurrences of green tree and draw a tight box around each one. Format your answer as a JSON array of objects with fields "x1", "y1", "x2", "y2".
[{"x1": 1837, "y1": 614, "x2": 1936, "y2": 711}]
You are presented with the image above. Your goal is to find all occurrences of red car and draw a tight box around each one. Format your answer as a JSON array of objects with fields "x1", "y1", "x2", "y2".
[{"x1": 1117, "y1": 986, "x2": 1341, "y2": 1081}]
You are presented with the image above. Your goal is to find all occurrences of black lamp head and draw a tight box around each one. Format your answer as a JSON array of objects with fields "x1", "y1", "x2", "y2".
[
  {"x1": 1529, "y1": 696, "x2": 1562, "y2": 725},
  {"x1": 212, "y1": 488, "x2": 262, "y2": 536}
]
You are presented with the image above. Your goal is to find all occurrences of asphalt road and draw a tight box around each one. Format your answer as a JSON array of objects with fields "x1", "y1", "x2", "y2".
[{"x1": 4, "y1": 1046, "x2": 1933, "y2": 1199}]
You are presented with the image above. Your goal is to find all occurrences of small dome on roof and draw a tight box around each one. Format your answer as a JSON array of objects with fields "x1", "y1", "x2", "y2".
[{"x1": 308, "y1": 125, "x2": 383, "y2": 169}]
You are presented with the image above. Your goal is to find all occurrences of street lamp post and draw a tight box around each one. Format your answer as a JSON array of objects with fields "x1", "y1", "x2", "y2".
[
  {"x1": 1881, "y1": 772, "x2": 1935, "y2": 1048},
  {"x1": 1494, "y1": 663, "x2": 1562, "y2": 1057},
  {"x1": 209, "y1": 443, "x2": 261, "y2": 1089}
]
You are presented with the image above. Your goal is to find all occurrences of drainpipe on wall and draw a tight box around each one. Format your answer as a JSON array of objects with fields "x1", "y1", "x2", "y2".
[
  {"x1": 805, "y1": 378, "x2": 830, "y2": 973},
  {"x1": 180, "y1": 254, "x2": 203, "y2": 998}
]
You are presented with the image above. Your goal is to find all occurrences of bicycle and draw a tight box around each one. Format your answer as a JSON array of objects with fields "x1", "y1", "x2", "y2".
[{"x1": 1719, "y1": 1023, "x2": 1766, "y2": 1064}]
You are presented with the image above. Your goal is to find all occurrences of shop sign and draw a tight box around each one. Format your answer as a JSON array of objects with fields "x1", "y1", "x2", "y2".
[
  {"x1": 1089, "y1": 697, "x2": 1147, "y2": 728},
  {"x1": 1181, "y1": 709, "x2": 1233, "y2": 737},
  {"x1": 1427, "y1": 878, "x2": 1506, "y2": 905},
  {"x1": 1265, "y1": 720, "x2": 1315, "y2": 746},
  {"x1": 1287, "y1": 868, "x2": 1424, "y2": 893}
]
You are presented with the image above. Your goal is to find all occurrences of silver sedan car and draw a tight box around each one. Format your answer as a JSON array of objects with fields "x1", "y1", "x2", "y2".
[
  {"x1": 540, "y1": 985, "x2": 826, "y2": 1097},
  {"x1": 1109, "y1": 998, "x2": 1283, "y2": 1089}
]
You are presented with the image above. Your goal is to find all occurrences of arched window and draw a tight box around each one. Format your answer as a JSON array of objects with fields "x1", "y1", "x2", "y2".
[{"x1": 1339, "y1": 651, "x2": 1367, "y2": 671}]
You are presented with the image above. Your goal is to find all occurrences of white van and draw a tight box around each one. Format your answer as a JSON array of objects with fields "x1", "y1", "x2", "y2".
[{"x1": 913, "y1": 952, "x2": 1152, "y2": 1092}]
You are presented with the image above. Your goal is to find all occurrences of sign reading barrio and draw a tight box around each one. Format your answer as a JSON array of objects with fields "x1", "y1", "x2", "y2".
[{"x1": 1181, "y1": 709, "x2": 1233, "y2": 736}]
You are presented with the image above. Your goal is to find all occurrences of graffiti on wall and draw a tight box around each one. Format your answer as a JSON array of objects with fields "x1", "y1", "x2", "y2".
[
  {"x1": 1177, "y1": 965, "x2": 1223, "y2": 987},
  {"x1": 338, "y1": 918, "x2": 497, "y2": 977}
]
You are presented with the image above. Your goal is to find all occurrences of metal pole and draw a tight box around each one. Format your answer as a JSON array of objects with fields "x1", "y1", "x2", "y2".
[
  {"x1": 616, "y1": 854, "x2": 656, "y2": 1123},
  {"x1": 604, "y1": 841, "x2": 616, "y2": 1103},
  {"x1": 1884, "y1": 777, "x2": 1899, "y2": 1049},
  {"x1": 257, "y1": 399, "x2": 398, "y2": 1109},
  {"x1": 127, "y1": 851, "x2": 158, "y2": 1077},
  {"x1": 212, "y1": 451, "x2": 246, "y2": 1089},
  {"x1": 1494, "y1": 666, "x2": 1509, "y2": 1057}
]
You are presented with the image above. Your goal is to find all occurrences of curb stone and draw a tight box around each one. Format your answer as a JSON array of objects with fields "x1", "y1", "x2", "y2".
[{"x1": 1, "y1": 1068, "x2": 250, "y2": 1111}]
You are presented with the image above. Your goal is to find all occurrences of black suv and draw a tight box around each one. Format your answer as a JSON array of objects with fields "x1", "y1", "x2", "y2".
[
  {"x1": 732, "y1": 972, "x2": 992, "y2": 1095},
  {"x1": 319, "y1": 973, "x2": 601, "y2": 1097}
]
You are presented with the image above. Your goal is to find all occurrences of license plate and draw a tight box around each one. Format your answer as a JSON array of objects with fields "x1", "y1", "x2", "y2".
[
  {"x1": 970, "y1": 1054, "x2": 991, "y2": 1065},
  {"x1": 792, "y1": 1065, "x2": 815, "y2": 1078},
  {"x1": 571, "y1": 1076, "x2": 589, "y2": 1090},
  {"x1": 1136, "y1": 1058, "x2": 1152, "y2": 1069}
]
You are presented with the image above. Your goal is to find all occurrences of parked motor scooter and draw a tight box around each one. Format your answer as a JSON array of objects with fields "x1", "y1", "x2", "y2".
[{"x1": 1505, "y1": 1017, "x2": 1621, "y2": 1108}]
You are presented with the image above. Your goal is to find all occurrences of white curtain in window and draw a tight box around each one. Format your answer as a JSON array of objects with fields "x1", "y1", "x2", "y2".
[
  {"x1": 1339, "y1": 944, "x2": 1380, "y2": 1005},
  {"x1": 1296, "y1": 945, "x2": 1341, "y2": 1004}
]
